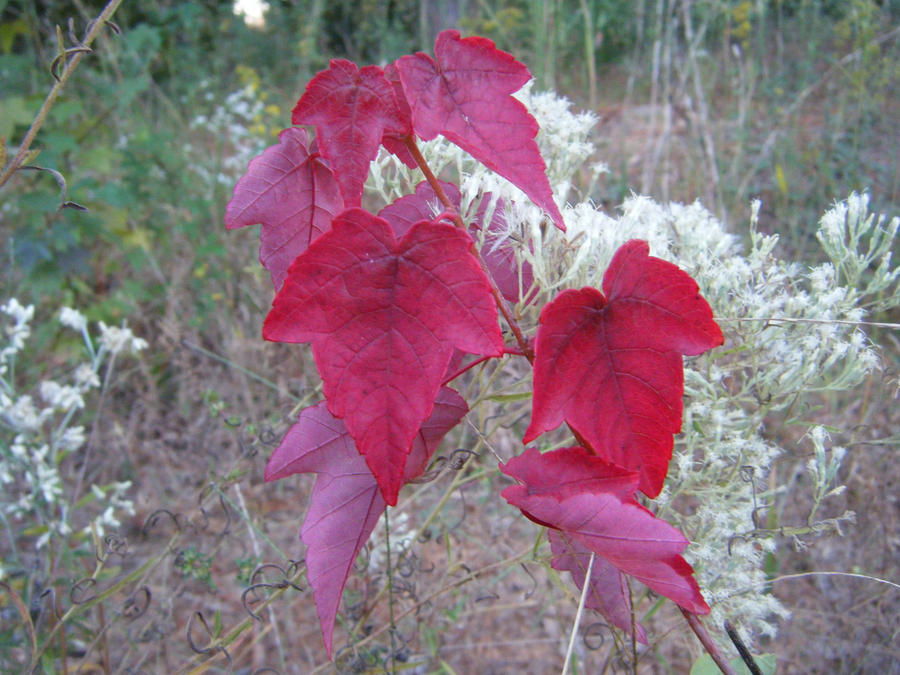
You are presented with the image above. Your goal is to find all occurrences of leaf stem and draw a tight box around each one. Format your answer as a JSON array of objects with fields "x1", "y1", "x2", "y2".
[
  {"x1": 0, "y1": 0, "x2": 123, "y2": 190},
  {"x1": 404, "y1": 136, "x2": 597, "y2": 454},
  {"x1": 680, "y1": 608, "x2": 737, "y2": 675},
  {"x1": 402, "y1": 135, "x2": 535, "y2": 360}
]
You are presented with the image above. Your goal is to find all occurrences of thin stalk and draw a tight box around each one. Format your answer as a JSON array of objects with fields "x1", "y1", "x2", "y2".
[
  {"x1": 402, "y1": 136, "x2": 535, "y2": 359},
  {"x1": 0, "y1": 0, "x2": 123, "y2": 189},
  {"x1": 384, "y1": 510, "x2": 397, "y2": 674},
  {"x1": 561, "y1": 552, "x2": 594, "y2": 675},
  {"x1": 680, "y1": 609, "x2": 737, "y2": 675}
]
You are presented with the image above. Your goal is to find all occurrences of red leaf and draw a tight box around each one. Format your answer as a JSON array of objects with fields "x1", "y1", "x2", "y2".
[
  {"x1": 292, "y1": 61, "x2": 407, "y2": 206},
  {"x1": 377, "y1": 179, "x2": 460, "y2": 238},
  {"x1": 378, "y1": 180, "x2": 533, "y2": 303},
  {"x1": 499, "y1": 446, "x2": 637, "y2": 501},
  {"x1": 263, "y1": 207, "x2": 504, "y2": 504},
  {"x1": 267, "y1": 387, "x2": 466, "y2": 656},
  {"x1": 381, "y1": 63, "x2": 417, "y2": 169},
  {"x1": 548, "y1": 531, "x2": 648, "y2": 643},
  {"x1": 395, "y1": 29, "x2": 564, "y2": 230},
  {"x1": 225, "y1": 128, "x2": 343, "y2": 289},
  {"x1": 500, "y1": 447, "x2": 709, "y2": 619},
  {"x1": 524, "y1": 240, "x2": 724, "y2": 497}
]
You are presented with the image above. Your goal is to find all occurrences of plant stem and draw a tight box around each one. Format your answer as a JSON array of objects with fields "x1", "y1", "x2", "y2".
[
  {"x1": 680, "y1": 608, "x2": 737, "y2": 675},
  {"x1": 561, "y1": 552, "x2": 594, "y2": 675},
  {"x1": 404, "y1": 136, "x2": 598, "y2": 453},
  {"x1": 402, "y1": 136, "x2": 535, "y2": 360},
  {"x1": 0, "y1": 0, "x2": 123, "y2": 190}
]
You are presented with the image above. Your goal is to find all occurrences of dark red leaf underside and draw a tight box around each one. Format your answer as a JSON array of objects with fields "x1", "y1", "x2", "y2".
[
  {"x1": 224, "y1": 127, "x2": 343, "y2": 289},
  {"x1": 500, "y1": 447, "x2": 709, "y2": 618},
  {"x1": 263, "y1": 208, "x2": 503, "y2": 504},
  {"x1": 524, "y1": 240, "x2": 724, "y2": 497},
  {"x1": 266, "y1": 387, "x2": 466, "y2": 656},
  {"x1": 395, "y1": 29, "x2": 565, "y2": 230},
  {"x1": 292, "y1": 60, "x2": 407, "y2": 206}
]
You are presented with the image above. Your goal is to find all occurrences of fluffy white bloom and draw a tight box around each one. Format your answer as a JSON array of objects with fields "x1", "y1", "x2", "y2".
[
  {"x1": 59, "y1": 306, "x2": 88, "y2": 332},
  {"x1": 98, "y1": 321, "x2": 148, "y2": 355},
  {"x1": 74, "y1": 364, "x2": 101, "y2": 389},
  {"x1": 2, "y1": 298, "x2": 34, "y2": 355},
  {"x1": 40, "y1": 380, "x2": 85, "y2": 412},
  {"x1": 2, "y1": 298, "x2": 34, "y2": 325},
  {"x1": 58, "y1": 425, "x2": 86, "y2": 452},
  {"x1": 3, "y1": 394, "x2": 44, "y2": 432}
]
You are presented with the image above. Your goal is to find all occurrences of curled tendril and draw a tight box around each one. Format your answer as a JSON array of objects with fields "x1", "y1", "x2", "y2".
[
  {"x1": 69, "y1": 578, "x2": 97, "y2": 605},
  {"x1": 408, "y1": 447, "x2": 479, "y2": 484},
  {"x1": 395, "y1": 553, "x2": 416, "y2": 578},
  {"x1": 141, "y1": 509, "x2": 185, "y2": 536},
  {"x1": 97, "y1": 533, "x2": 128, "y2": 562},
  {"x1": 122, "y1": 586, "x2": 151, "y2": 621},
  {"x1": 258, "y1": 426, "x2": 279, "y2": 446},
  {"x1": 186, "y1": 611, "x2": 231, "y2": 666},
  {"x1": 242, "y1": 562, "x2": 304, "y2": 620},
  {"x1": 195, "y1": 492, "x2": 233, "y2": 537},
  {"x1": 583, "y1": 622, "x2": 609, "y2": 650},
  {"x1": 448, "y1": 447, "x2": 477, "y2": 470},
  {"x1": 249, "y1": 562, "x2": 304, "y2": 590}
]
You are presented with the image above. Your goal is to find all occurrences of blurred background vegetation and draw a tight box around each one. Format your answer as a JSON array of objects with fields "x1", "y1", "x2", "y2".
[
  {"x1": 1, "y1": 1, "x2": 898, "y2": 671},
  {"x1": 3, "y1": 0, "x2": 899, "y2": 321}
]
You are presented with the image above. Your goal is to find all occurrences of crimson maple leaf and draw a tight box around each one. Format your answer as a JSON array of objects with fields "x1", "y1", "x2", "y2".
[
  {"x1": 395, "y1": 29, "x2": 565, "y2": 230},
  {"x1": 500, "y1": 447, "x2": 709, "y2": 627},
  {"x1": 266, "y1": 387, "x2": 467, "y2": 656},
  {"x1": 524, "y1": 240, "x2": 723, "y2": 497},
  {"x1": 225, "y1": 127, "x2": 343, "y2": 289},
  {"x1": 292, "y1": 60, "x2": 409, "y2": 206},
  {"x1": 378, "y1": 180, "x2": 534, "y2": 303},
  {"x1": 263, "y1": 207, "x2": 504, "y2": 504}
]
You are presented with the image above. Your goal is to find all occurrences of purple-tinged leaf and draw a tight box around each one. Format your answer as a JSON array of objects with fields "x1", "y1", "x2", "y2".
[
  {"x1": 266, "y1": 387, "x2": 466, "y2": 656},
  {"x1": 225, "y1": 127, "x2": 343, "y2": 289}
]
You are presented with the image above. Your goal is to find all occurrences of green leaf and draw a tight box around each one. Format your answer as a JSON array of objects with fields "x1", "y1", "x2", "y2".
[
  {"x1": 0, "y1": 95, "x2": 34, "y2": 139},
  {"x1": 690, "y1": 653, "x2": 777, "y2": 675}
]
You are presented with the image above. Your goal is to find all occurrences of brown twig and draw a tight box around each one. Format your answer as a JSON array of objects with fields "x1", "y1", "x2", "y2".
[
  {"x1": 681, "y1": 608, "x2": 737, "y2": 675},
  {"x1": 0, "y1": 0, "x2": 123, "y2": 190}
]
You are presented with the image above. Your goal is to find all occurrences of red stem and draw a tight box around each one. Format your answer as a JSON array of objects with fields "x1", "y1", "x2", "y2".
[
  {"x1": 403, "y1": 135, "x2": 534, "y2": 361},
  {"x1": 680, "y1": 609, "x2": 737, "y2": 675},
  {"x1": 441, "y1": 347, "x2": 528, "y2": 386},
  {"x1": 403, "y1": 135, "x2": 598, "y2": 452}
]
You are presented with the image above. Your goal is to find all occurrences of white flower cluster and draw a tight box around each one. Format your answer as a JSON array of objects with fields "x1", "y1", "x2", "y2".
[
  {"x1": 189, "y1": 80, "x2": 271, "y2": 188},
  {"x1": 0, "y1": 303, "x2": 143, "y2": 567},
  {"x1": 365, "y1": 88, "x2": 900, "y2": 645}
]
